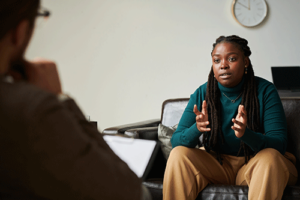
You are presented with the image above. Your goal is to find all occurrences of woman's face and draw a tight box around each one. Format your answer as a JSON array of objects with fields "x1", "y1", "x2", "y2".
[{"x1": 211, "y1": 42, "x2": 249, "y2": 88}]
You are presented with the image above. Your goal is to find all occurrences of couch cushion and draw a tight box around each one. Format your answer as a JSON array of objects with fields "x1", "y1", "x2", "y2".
[
  {"x1": 143, "y1": 179, "x2": 163, "y2": 200},
  {"x1": 158, "y1": 124, "x2": 178, "y2": 160},
  {"x1": 144, "y1": 178, "x2": 300, "y2": 200}
]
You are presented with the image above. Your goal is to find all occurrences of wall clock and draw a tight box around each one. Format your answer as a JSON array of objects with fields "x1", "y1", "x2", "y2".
[{"x1": 232, "y1": 0, "x2": 268, "y2": 27}]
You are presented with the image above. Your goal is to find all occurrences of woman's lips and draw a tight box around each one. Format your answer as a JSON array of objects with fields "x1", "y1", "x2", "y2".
[{"x1": 219, "y1": 73, "x2": 232, "y2": 79}]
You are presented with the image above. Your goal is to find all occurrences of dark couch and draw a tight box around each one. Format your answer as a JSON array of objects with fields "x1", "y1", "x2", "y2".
[{"x1": 103, "y1": 98, "x2": 300, "y2": 200}]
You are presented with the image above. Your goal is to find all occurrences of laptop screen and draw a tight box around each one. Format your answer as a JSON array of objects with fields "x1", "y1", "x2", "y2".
[{"x1": 271, "y1": 66, "x2": 300, "y2": 91}]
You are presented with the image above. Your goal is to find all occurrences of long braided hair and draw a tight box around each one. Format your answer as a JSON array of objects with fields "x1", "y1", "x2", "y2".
[{"x1": 203, "y1": 35, "x2": 260, "y2": 164}]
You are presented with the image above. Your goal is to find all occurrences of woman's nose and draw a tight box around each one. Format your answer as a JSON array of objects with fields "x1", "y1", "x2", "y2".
[{"x1": 220, "y1": 60, "x2": 229, "y2": 69}]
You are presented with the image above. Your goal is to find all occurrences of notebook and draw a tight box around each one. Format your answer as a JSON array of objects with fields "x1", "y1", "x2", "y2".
[{"x1": 103, "y1": 135, "x2": 159, "y2": 180}]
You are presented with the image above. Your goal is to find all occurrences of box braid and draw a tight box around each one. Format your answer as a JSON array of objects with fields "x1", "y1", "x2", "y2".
[{"x1": 204, "y1": 35, "x2": 260, "y2": 164}]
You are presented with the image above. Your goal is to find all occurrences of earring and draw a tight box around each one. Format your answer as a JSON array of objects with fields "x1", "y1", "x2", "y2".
[{"x1": 245, "y1": 65, "x2": 248, "y2": 74}]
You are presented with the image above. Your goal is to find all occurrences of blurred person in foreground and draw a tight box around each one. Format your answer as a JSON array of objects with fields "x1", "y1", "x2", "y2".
[{"x1": 0, "y1": 1, "x2": 150, "y2": 199}]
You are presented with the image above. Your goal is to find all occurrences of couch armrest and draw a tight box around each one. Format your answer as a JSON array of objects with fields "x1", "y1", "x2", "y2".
[
  {"x1": 102, "y1": 119, "x2": 160, "y2": 134},
  {"x1": 101, "y1": 133, "x2": 133, "y2": 138},
  {"x1": 125, "y1": 127, "x2": 159, "y2": 140}
]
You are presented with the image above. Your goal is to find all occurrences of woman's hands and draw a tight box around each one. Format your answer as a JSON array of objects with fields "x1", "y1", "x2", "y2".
[
  {"x1": 193, "y1": 100, "x2": 211, "y2": 132},
  {"x1": 232, "y1": 105, "x2": 247, "y2": 138},
  {"x1": 193, "y1": 102, "x2": 248, "y2": 137}
]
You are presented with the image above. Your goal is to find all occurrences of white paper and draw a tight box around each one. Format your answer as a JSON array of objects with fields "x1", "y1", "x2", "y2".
[{"x1": 103, "y1": 135, "x2": 157, "y2": 178}]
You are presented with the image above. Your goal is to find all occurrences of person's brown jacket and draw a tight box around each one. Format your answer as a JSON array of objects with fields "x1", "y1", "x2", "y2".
[{"x1": 0, "y1": 80, "x2": 141, "y2": 199}]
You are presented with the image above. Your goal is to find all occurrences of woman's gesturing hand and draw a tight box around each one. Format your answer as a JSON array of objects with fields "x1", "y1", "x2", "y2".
[
  {"x1": 232, "y1": 105, "x2": 247, "y2": 138},
  {"x1": 193, "y1": 100, "x2": 211, "y2": 132}
]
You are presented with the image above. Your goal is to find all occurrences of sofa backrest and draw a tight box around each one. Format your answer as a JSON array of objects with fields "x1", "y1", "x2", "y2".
[{"x1": 161, "y1": 98, "x2": 189, "y2": 127}]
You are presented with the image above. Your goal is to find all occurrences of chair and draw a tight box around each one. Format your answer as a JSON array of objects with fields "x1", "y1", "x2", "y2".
[{"x1": 103, "y1": 98, "x2": 300, "y2": 200}]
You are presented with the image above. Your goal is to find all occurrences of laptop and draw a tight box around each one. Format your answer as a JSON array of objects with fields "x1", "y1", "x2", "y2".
[
  {"x1": 271, "y1": 66, "x2": 300, "y2": 98},
  {"x1": 103, "y1": 135, "x2": 159, "y2": 181}
]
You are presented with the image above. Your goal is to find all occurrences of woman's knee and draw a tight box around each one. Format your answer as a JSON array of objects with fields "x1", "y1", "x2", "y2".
[
  {"x1": 255, "y1": 148, "x2": 281, "y2": 160},
  {"x1": 169, "y1": 146, "x2": 192, "y2": 159},
  {"x1": 168, "y1": 146, "x2": 200, "y2": 165},
  {"x1": 253, "y1": 148, "x2": 286, "y2": 169}
]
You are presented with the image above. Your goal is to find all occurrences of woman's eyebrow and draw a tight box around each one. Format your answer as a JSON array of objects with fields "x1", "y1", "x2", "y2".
[
  {"x1": 227, "y1": 52, "x2": 238, "y2": 55},
  {"x1": 212, "y1": 52, "x2": 238, "y2": 57}
]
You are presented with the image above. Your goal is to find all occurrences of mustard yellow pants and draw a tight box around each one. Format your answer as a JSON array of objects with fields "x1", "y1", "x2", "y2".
[{"x1": 163, "y1": 146, "x2": 298, "y2": 200}]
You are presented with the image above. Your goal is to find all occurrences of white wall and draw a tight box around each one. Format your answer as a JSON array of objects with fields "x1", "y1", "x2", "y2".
[{"x1": 26, "y1": 0, "x2": 300, "y2": 131}]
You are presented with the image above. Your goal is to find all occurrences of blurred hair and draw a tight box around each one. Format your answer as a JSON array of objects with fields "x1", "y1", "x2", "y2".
[{"x1": 0, "y1": 0, "x2": 40, "y2": 40}]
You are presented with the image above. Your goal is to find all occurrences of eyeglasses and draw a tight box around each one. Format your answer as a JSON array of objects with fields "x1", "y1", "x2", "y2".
[
  {"x1": 37, "y1": 8, "x2": 50, "y2": 18},
  {"x1": 36, "y1": 8, "x2": 50, "y2": 28}
]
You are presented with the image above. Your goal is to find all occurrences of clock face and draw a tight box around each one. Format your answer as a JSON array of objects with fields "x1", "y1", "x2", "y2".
[{"x1": 232, "y1": 0, "x2": 268, "y2": 27}]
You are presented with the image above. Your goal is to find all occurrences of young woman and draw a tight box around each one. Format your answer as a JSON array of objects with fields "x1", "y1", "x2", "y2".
[{"x1": 163, "y1": 35, "x2": 298, "y2": 200}]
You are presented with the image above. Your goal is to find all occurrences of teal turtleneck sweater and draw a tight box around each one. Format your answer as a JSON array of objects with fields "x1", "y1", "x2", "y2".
[{"x1": 171, "y1": 76, "x2": 287, "y2": 156}]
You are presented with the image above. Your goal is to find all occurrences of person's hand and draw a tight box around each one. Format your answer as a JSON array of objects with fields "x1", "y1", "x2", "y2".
[
  {"x1": 8, "y1": 58, "x2": 62, "y2": 94},
  {"x1": 232, "y1": 105, "x2": 247, "y2": 138},
  {"x1": 24, "y1": 58, "x2": 62, "y2": 95},
  {"x1": 193, "y1": 100, "x2": 211, "y2": 132}
]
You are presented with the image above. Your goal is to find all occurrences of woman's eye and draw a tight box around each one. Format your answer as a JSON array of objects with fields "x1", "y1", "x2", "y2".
[
  {"x1": 229, "y1": 57, "x2": 236, "y2": 62},
  {"x1": 214, "y1": 59, "x2": 220, "y2": 63}
]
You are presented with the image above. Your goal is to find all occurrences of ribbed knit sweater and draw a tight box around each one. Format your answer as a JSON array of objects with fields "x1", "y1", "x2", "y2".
[{"x1": 171, "y1": 76, "x2": 287, "y2": 156}]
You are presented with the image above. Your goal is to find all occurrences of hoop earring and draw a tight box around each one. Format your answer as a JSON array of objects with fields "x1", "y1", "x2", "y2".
[{"x1": 245, "y1": 66, "x2": 248, "y2": 74}]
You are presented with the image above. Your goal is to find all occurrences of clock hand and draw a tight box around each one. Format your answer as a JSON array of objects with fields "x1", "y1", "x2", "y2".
[
  {"x1": 237, "y1": 2, "x2": 248, "y2": 9},
  {"x1": 248, "y1": 0, "x2": 251, "y2": 10}
]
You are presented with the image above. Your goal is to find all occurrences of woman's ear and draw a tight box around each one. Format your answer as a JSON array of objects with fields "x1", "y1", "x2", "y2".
[{"x1": 244, "y1": 57, "x2": 250, "y2": 67}]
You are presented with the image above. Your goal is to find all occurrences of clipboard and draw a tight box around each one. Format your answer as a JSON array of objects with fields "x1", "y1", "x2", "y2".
[{"x1": 103, "y1": 135, "x2": 159, "y2": 180}]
